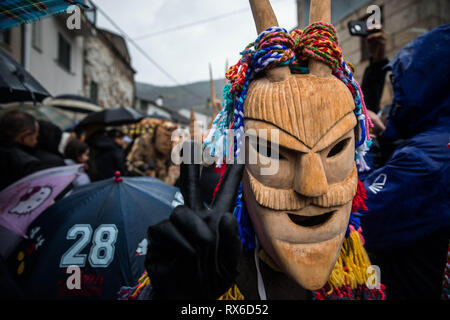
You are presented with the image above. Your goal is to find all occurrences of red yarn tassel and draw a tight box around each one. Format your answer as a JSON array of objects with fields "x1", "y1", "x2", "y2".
[
  {"x1": 212, "y1": 163, "x2": 227, "y2": 199},
  {"x1": 352, "y1": 179, "x2": 368, "y2": 212}
]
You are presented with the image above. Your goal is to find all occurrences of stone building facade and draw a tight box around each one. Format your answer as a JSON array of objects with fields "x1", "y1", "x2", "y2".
[
  {"x1": 83, "y1": 27, "x2": 135, "y2": 108},
  {"x1": 0, "y1": 1, "x2": 135, "y2": 109},
  {"x1": 332, "y1": 0, "x2": 449, "y2": 109}
]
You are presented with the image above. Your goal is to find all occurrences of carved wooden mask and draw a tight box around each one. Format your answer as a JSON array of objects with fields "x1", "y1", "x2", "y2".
[
  {"x1": 155, "y1": 122, "x2": 177, "y2": 156},
  {"x1": 242, "y1": 0, "x2": 358, "y2": 290}
]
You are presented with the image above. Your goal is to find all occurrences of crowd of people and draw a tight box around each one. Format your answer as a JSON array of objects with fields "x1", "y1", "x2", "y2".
[
  {"x1": 0, "y1": 113, "x2": 183, "y2": 194},
  {"x1": 0, "y1": 18, "x2": 449, "y2": 301}
]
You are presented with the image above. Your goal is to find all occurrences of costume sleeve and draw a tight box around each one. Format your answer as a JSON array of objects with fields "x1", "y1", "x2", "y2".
[{"x1": 359, "y1": 145, "x2": 445, "y2": 251}]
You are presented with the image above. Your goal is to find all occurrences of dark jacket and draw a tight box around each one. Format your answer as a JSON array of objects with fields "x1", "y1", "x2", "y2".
[
  {"x1": 0, "y1": 137, "x2": 51, "y2": 191},
  {"x1": 359, "y1": 24, "x2": 450, "y2": 299},
  {"x1": 32, "y1": 120, "x2": 65, "y2": 166},
  {"x1": 86, "y1": 131, "x2": 125, "y2": 181}
]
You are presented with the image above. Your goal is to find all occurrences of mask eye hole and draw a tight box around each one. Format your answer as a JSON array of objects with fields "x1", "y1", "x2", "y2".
[
  {"x1": 257, "y1": 141, "x2": 286, "y2": 160},
  {"x1": 327, "y1": 138, "x2": 350, "y2": 158}
]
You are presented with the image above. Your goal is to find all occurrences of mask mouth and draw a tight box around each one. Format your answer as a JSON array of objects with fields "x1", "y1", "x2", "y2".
[{"x1": 287, "y1": 210, "x2": 336, "y2": 228}]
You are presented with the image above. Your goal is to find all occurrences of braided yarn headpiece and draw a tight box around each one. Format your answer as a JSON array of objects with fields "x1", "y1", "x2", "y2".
[{"x1": 204, "y1": 22, "x2": 373, "y2": 169}]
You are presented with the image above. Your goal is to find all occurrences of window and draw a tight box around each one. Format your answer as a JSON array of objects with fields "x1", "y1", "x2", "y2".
[
  {"x1": 57, "y1": 33, "x2": 71, "y2": 72},
  {"x1": 90, "y1": 81, "x2": 98, "y2": 103},
  {"x1": 0, "y1": 29, "x2": 11, "y2": 46},
  {"x1": 32, "y1": 22, "x2": 42, "y2": 51}
]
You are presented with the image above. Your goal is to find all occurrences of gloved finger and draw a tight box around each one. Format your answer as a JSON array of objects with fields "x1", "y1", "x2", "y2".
[
  {"x1": 170, "y1": 206, "x2": 215, "y2": 244},
  {"x1": 147, "y1": 219, "x2": 196, "y2": 256},
  {"x1": 180, "y1": 140, "x2": 205, "y2": 211},
  {"x1": 211, "y1": 163, "x2": 245, "y2": 213},
  {"x1": 217, "y1": 213, "x2": 242, "y2": 280}
]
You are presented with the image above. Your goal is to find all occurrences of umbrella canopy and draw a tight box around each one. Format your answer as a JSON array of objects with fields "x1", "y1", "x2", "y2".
[
  {"x1": 7, "y1": 175, "x2": 182, "y2": 299},
  {"x1": 45, "y1": 95, "x2": 103, "y2": 114},
  {"x1": 0, "y1": 165, "x2": 81, "y2": 237},
  {"x1": 0, "y1": 102, "x2": 77, "y2": 130},
  {"x1": 0, "y1": 0, "x2": 88, "y2": 31},
  {"x1": 0, "y1": 48, "x2": 51, "y2": 103},
  {"x1": 78, "y1": 106, "x2": 145, "y2": 127}
]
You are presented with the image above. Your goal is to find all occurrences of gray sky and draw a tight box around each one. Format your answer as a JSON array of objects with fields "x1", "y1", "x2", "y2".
[{"x1": 92, "y1": 0, "x2": 298, "y2": 87}]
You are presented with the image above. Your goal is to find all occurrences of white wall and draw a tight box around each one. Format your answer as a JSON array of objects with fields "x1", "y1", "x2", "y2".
[
  {"x1": 178, "y1": 108, "x2": 210, "y2": 132},
  {"x1": 27, "y1": 17, "x2": 84, "y2": 96},
  {"x1": 147, "y1": 105, "x2": 171, "y2": 119}
]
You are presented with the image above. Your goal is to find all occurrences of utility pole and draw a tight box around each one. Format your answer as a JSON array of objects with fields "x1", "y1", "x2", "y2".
[{"x1": 297, "y1": 0, "x2": 304, "y2": 29}]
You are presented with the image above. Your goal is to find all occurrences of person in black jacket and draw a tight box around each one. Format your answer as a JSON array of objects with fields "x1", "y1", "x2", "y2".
[
  {"x1": 85, "y1": 127, "x2": 125, "y2": 181},
  {"x1": 32, "y1": 120, "x2": 66, "y2": 166},
  {"x1": 359, "y1": 24, "x2": 450, "y2": 300},
  {"x1": 361, "y1": 32, "x2": 389, "y2": 114},
  {"x1": 0, "y1": 111, "x2": 48, "y2": 191}
]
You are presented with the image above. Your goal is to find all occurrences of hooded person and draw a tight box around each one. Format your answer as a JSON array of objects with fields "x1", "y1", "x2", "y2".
[
  {"x1": 121, "y1": 0, "x2": 386, "y2": 300},
  {"x1": 32, "y1": 119, "x2": 66, "y2": 166},
  {"x1": 358, "y1": 24, "x2": 450, "y2": 300},
  {"x1": 84, "y1": 126, "x2": 126, "y2": 181},
  {"x1": 0, "y1": 112, "x2": 56, "y2": 191}
]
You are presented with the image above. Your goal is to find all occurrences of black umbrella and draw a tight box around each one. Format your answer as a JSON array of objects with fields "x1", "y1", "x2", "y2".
[
  {"x1": 6, "y1": 174, "x2": 183, "y2": 299},
  {"x1": 0, "y1": 48, "x2": 51, "y2": 103},
  {"x1": 78, "y1": 106, "x2": 145, "y2": 127}
]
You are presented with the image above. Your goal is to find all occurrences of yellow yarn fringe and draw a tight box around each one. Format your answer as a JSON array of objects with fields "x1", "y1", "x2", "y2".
[
  {"x1": 326, "y1": 230, "x2": 372, "y2": 294},
  {"x1": 136, "y1": 230, "x2": 369, "y2": 299},
  {"x1": 128, "y1": 271, "x2": 151, "y2": 299},
  {"x1": 218, "y1": 284, "x2": 245, "y2": 300},
  {"x1": 132, "y1": 272, "x2": 244, "y2": 300}
]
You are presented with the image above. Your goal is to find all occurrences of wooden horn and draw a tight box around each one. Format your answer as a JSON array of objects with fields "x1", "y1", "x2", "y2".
[
  {"x1": 249, "y1": 0, "x2": 290, "y2": 82},
  {"x1": 224, "y1": 59, "x2": 229, "y2": 85},
  {"x1": 308, "y1": 0, "x2": 332, "y2": 77},
  {"x1": 209, "y1": 62, "x2": 217, "y2": 106}
]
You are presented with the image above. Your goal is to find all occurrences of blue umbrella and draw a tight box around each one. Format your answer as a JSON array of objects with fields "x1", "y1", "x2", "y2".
[{"x1": 7, "y1": 173, "x2": 183, "y2": 299}]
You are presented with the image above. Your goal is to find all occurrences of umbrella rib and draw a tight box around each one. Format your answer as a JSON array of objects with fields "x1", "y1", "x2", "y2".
[{"x1": 124, "y1": 178, "x2": 175, "y2": 207}]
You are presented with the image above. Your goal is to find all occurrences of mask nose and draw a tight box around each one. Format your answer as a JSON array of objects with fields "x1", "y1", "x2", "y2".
[{"x1": 294, "y1": 152, "x2": 328, "y2": 197}]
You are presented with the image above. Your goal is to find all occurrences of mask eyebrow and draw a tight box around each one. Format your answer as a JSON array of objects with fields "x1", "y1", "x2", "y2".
[
  {"x1": 313, "y1": 112, "x2": 357, "y2": 152},
  {"x1": 244, "y1": 119, "x2": 310, "y2": 153}
]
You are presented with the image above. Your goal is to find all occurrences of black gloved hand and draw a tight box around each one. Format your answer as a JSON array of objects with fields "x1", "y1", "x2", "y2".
[{"x1": 146, "y1": 141, "x2": 244, "y2": 300}]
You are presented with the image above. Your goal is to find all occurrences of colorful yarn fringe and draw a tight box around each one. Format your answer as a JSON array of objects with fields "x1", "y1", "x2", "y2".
[
  {"x1": 313, "y1": 230, "x2": 386, "y2": 300},
  {"x1": 352, "y1": 180, "x2": 368, "y2": 213},
  {"x1": 218, "y1": 284, "x2": 245, "y2": 300},
  {"x1": 118, "y1": 271, "x2": 244, "y2": 300},
  {"x1": 293, "y1": 22, "x2": 342, "y2": 69},
  {"x1": 204, "y1": 22, "x2": 373, "y2": 172},
  {"x1": 314, "y1": 283, "x2": 386, "y2": 300},
  {"x1": 118, "y1": 271, "x2": 150, "y2": 300},
  {"x1": 232, "y1": 184, "x2": 256, "y2": 252}
]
